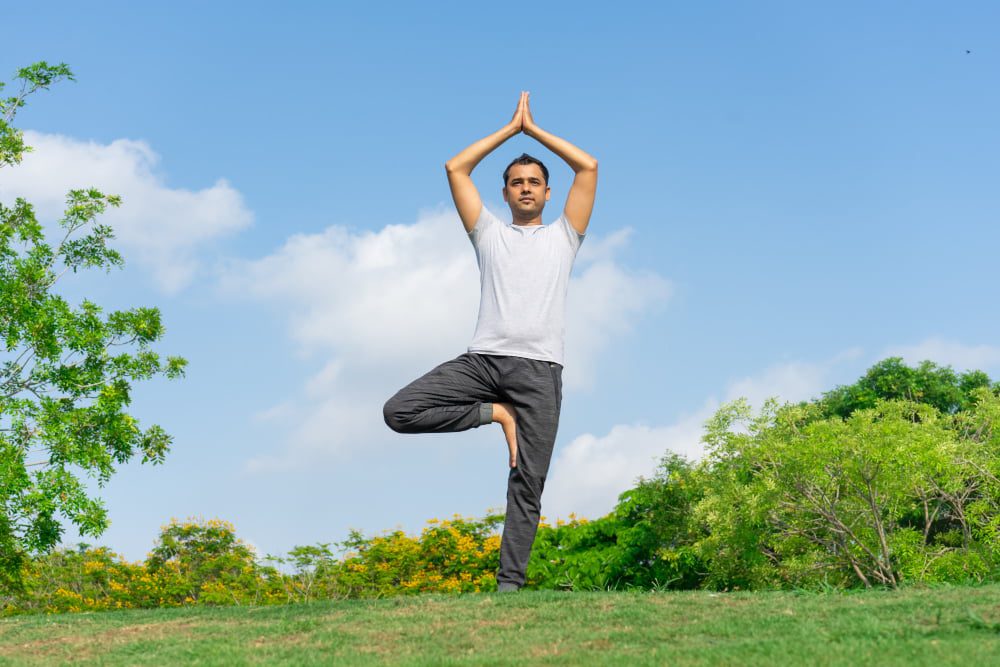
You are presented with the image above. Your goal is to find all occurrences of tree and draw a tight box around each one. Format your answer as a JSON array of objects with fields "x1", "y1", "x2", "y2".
[
  {"x1": 818, "y1": 357, "x2": 995, "y2": 418},
  {"x1": 604, "y1": 358, "x2": 1000, "y2": 591},
  {"x1": 692, "y1": 391, "x2": 1000, "y2": 589},
  {"x1": 146, "y1": 519, "x2": 262, "y2": 604},
  {"x1": 0, "y1": 62, "x2": 186, "y2": 590}
]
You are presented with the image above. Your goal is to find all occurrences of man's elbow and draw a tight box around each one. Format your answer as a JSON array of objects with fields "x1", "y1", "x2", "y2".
[{"x1": 580, "y1": 158, "x2": 598, "y2": 173}]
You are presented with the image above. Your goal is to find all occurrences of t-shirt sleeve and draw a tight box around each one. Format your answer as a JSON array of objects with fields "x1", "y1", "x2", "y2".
[
  {"x1": 468, "y1": 205, "x2": 500, "y2": 247},
  {"x1": 557, "y1": 213, "x2": 586, "y2": 253}
]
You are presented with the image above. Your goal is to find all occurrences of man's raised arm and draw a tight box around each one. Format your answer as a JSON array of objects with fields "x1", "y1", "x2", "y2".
[
  {"x1": 522, "y1": 94, "x2": 598, "y2": 236},
  {"x1": 445, "y1": 93, "x2": 527, "y2": 233}
]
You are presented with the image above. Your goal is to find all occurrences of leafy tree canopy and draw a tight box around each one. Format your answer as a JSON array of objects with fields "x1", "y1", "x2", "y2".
[
  {"x1": 599, "y1": 358, "x2": 999, "y2": 592},
  {"x1": 817, "y1": 357, "x2": 996, "y2": 419},
  {"x1": 0, "y1": 62, "x2": 186, "y2": 591}
]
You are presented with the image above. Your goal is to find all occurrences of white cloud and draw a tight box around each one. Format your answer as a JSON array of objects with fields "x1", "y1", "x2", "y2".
[
  {"x1": 0, "y1": 130, "x2": 252, "y2": 292},
  {"x1": 252, "y1": 400, "x2": 297, "y2": 424},
  {"x1": 723, "y1": 347, "x2": 863, "y2": 407},
  {"x1": 219, "y1": 207, "x2": 669, "y2": 472},
  {"x1": 219, "y1": 207, "x2": 478, "y2": 369},
  {"x1": 543, "y1": 351, "x2": 858, "y2": 521},
  {"x1": 565, "y1": 259, "x2": 672, "y2": 390},
  {"x1": 575, "y1": 227, "x2": 633, "y2": 264},
  {"x1": 543, "y1": 408, "x2": 713, "y2": 521},
  {"x1": 566, "y1": 226, "x2": 672, "y2": 390},
  {"x1": 883, "y1": 338, "x2": 1000, "y2": 372}
]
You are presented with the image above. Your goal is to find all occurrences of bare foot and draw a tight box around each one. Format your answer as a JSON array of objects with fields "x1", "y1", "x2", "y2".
[{"x1": 492, "y1": 402, "x2": 518, "y2": 468}]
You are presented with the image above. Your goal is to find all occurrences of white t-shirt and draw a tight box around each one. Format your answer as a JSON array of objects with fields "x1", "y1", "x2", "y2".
[{"x1": 467, "y1": 206, "x2": 584, "y2": 365}]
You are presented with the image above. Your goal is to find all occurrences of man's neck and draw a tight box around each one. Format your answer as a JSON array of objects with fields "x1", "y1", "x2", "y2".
[{"x1": 512, "y1": 213, "x2": 543, "y2": 226}]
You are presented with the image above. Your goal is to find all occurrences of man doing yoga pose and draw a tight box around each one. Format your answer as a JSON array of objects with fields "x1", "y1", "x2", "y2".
[{"x1": 383, "y1": 92, "x2": 598, "y2": 591}]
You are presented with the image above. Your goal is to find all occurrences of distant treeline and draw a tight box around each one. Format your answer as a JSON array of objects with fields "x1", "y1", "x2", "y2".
[{"x1": 3, "y1": 358, "x2": 1000, "y2": 615}]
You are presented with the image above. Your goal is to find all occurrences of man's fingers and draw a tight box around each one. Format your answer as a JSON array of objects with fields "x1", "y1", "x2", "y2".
[
  {"x1": 509, "y1": 92, "x2": 529, "y2": 132},
  {"x1": 511, "y1": 93, "x2": 524, "y2": 127},
  {"x1": 510, "y1": 94, "x2": 524, "y2": 126}
]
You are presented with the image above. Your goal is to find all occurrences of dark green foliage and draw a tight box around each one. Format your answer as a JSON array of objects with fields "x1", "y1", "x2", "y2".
[
  {"x1": 818, "y1": 357, "x2": 996, "y2": 418},
  {"x1": 532, "y1": 358, "x2": 1000, "y2": 593},
  {"x1": 528, "y1": 454, "x2": 705, "y2": 591}
]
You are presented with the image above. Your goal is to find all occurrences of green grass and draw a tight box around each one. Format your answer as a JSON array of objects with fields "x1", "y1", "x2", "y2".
[{"x1": 2, "y1": 585, "x2": 1000, "y2": 665}]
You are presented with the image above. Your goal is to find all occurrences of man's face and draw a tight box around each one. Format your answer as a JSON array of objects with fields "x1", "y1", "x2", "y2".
[{"x1": 503, "y1": 163, "x2": 551, "y2": 219}]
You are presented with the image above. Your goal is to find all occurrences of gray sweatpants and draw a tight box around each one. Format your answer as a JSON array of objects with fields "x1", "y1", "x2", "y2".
[{"x1": 382, "y1": 352, "x2": 563, "y2": 589}]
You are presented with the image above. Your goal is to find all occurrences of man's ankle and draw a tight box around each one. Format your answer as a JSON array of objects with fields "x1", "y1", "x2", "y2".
[
  {"x1": 497, "y1": 582, "x2": 520, "y2": 593},
  {"x1": 479, "y1": 402, "x2": 494, "y2": 426}
]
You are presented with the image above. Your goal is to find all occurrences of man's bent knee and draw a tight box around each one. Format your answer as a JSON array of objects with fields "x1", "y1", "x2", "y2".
[{"x1": 382, "y1": 397, "x2": 410, "y2": 433}]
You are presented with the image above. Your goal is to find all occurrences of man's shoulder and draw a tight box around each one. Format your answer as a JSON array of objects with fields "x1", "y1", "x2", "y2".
[
  {"x1": 468, "y1": 206, "x2": 503, "y2": 243},
  {"x1": 479, "y1": 206, "x2": 514, "y2": 229},
  {"x1": 548, "y1": 213, "x2": 585, "y2": 249}
]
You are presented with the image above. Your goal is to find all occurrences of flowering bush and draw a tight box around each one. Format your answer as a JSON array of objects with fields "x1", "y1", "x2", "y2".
[
  {"x1": 1, "y1": 513, "x2": 507, "y2": 614},
  {"x1": 2, "y1": 518, "x2": 285, "y2": 615},
  {"x1": 335, "y1": 513, "x2": 503, "y2": 597}
]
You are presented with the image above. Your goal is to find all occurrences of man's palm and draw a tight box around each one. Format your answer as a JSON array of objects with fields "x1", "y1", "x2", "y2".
[
  {"x1": 510, "y1": 91, "x2": 529, "y2": 132},
  {"x1": 522, "y1": 93, "x2": 537, "y2": 133}
]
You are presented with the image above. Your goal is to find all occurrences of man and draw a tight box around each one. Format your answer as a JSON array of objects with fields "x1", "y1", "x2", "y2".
[{"x1": 383, "y1": 91, "x2": 597, "y2": 592}]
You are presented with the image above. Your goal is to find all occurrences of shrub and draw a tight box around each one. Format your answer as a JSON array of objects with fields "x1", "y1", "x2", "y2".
[
  {"x1": 335, "y1": 513, "x2": 503, "y2": 597},
  {"x1": 692, "y1": 390, "x2": 1000, "y2": 589},
  {"x1": 528, "y1": 455, "x2": 705, "y2": 591}
]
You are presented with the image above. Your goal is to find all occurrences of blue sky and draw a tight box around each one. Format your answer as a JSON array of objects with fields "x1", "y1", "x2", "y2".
[{"x1": 3, "y1": 1, "x2": 999, "y2": 561}]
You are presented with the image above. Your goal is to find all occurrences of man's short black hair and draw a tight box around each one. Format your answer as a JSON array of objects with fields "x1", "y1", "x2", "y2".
[{"x1": 503, "y1": 153, "x2": 549, "y2": 186}]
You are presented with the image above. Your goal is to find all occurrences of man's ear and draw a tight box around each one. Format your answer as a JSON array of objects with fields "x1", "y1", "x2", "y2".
[
  {"x1": 545, "y1": 186, "x2": 551, "y2": 201},
  {"x1": 502, "y1": 187, "x2": 509, "y2": 202}
]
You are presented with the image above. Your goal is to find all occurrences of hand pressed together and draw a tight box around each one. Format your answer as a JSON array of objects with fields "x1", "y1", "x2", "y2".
[{"x1": 508, "y1": 91, "x2": 538, "y2": 135}]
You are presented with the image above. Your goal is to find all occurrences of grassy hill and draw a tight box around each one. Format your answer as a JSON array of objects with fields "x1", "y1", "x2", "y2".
[{"x1": 2, "y1": 585, "x2": 1000, "y2": 665}]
